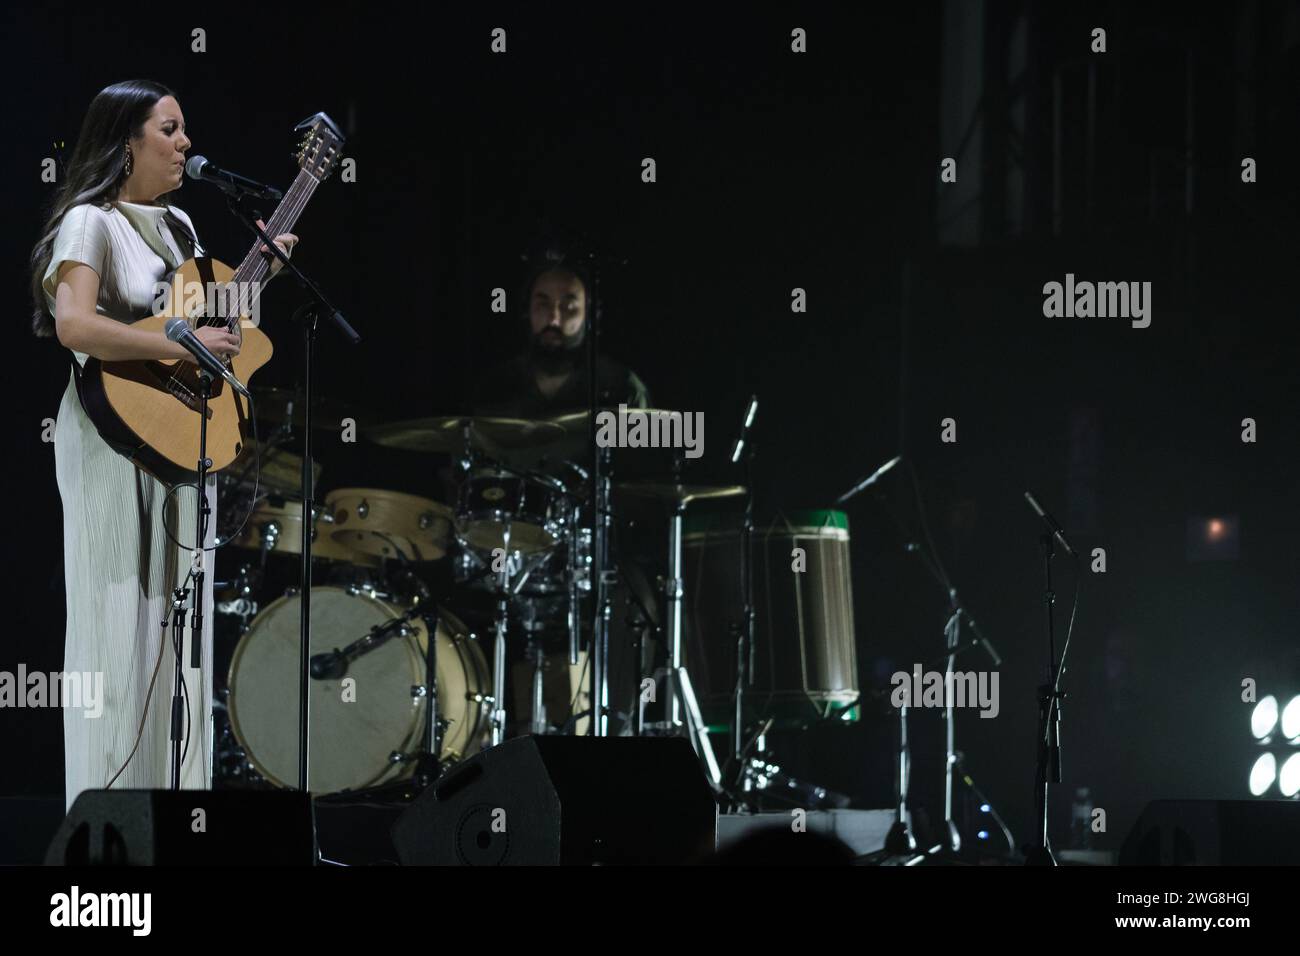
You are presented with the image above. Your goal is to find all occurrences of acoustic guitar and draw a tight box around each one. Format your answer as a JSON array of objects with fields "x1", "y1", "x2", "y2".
[{"x1": 74, "y1": 112, "x2": 344, "y2": 484}]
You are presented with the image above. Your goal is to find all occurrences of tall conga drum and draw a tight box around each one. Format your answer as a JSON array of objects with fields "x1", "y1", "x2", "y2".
[{"x1": 682, "y1": 509, "x2": 859, "y2": 732}]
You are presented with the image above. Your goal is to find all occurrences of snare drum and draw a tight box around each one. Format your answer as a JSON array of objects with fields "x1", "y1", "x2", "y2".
[
  {"x1": 457, "y1": 472, "x2": 565, "y2": 555},
  {"x1": 227, "y1": 588, "x2": 489, "y2": 792}
]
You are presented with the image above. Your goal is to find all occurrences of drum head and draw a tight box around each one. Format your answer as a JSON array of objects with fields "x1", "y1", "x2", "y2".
[{"x1": 228, "y1": 587, "x2": 427, "y2": 793}]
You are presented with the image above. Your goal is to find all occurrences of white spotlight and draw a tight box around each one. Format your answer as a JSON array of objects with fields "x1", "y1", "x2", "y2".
[
  {"x1": 1281, "y1": 696, "x2": 1300, "y2": 741},
  {"x1": 1281, "y1": 755, "x2": 1300, "y2": 799},
  {"x1": 1252, "y1": 696, "x2": 1279, "y2": 739},
  {"x1": 1249, "y1": 753, "x2": 1277, "y2": 797}
]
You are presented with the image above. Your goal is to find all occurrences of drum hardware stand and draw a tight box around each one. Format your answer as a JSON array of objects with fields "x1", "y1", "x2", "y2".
[
  {"x1": 489, "y1": 521, "x2": 514, "y2": 746},
  {"x1": 884, "y1": 698, "x2": 917, "y2": 854},
  {"x1": 214, "y1": 564, "x2": 261, "y2": 626},
  {"x1": 413, "y1": 602, "x2": 443, "y2": 787},
  {"x1": 626, "y1": 585, "x2": 657, "y2": 737},
  {"x1": 662, "y1": 496, "x2": 723, "y2": 789},
  {"x1": 567, "y1": 497, "x2": 584, "y2": 672},
  {"x1": 728, "y1": 396, "x2": 759, "y2": 780},
  {"x1": 527, "y1": 636, "x2": 548, "y2": 733}
]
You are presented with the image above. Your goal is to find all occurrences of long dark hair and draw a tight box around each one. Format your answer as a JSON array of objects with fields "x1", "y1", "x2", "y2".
[{"x1": 29, "y1": 79, "x2": 178, "y2": 337}]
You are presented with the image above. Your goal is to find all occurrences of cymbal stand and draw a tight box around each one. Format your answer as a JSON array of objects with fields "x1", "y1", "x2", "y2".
[{"x1": 661, "y1": 463, "x2": 722, "y2": 787}]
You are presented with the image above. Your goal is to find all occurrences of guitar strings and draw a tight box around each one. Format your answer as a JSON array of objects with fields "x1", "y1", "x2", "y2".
[{"x1": 161, "y1": 169, "x2": 318, "y2": 402}]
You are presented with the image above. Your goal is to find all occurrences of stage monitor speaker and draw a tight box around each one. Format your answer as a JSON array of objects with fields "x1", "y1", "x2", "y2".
[
  {"x1": 1119, "y1": 799, "x2": 1300, "y2": 865},
  {"x1": 393, "y1": 736, "x2": 718, "y2": 865},
  {"x1": 45, "y1": 790, "x2": 315, "y2": 866}
]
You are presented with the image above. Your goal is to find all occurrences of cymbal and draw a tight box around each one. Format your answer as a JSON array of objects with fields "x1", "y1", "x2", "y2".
[
  {"x1": 615, "y1": 481, "x2": 746, "y2": 504},
  {"x1": 251, "y1": 387, "x2": 363, "y2": 430},
  {"x1": 367, "y1": 416, "x2": 568, "y2": 454},
  {"x1": 548, "y1": 408, "x2": 694, "y2": 432}
]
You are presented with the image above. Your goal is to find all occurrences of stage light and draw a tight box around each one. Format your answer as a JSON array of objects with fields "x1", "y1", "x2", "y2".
[
  {"x1": 977, "y1": 830, "x2": 989, "y2": 840},
  {"x1": 979, "y1": 803, "x2": 990, "y2": 813},
  {"x1": 1249, "y1": 753, "x2": 1277, "y2": 796},
  {"x1": 1281, "y1": 755, "x2": 1300, "y2": 798},
  {"x1": 1207, "y1": 518, "x2": 1225, "y2": 540},
  {"x1": 1281, "y1": 696, "x2": 1300, "y2": 741},
  {"x1": 1252, "y1": 696, "x2": 1279, "y2": 739}
]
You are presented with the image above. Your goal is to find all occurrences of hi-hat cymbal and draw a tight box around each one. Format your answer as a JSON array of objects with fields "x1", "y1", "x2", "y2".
[
  {"x1": 251, "y1": 387, "x2": 363, "y2": 431},
  {"x1": 614, "y1": 481, "x2": 746, "y2": 504},
  {"x1": 367, "y1": 416, "x2": 568, "y2": 454}
]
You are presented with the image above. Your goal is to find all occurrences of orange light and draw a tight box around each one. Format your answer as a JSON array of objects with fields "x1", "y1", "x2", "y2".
[{"x1": 1208, "y1": 519, "x2": 1225, "y2": 540}]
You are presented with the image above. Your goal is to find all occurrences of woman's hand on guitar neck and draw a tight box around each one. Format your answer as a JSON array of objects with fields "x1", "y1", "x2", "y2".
[{"x1": 257, "y1": 218, "x2": 298, "y2": 276}]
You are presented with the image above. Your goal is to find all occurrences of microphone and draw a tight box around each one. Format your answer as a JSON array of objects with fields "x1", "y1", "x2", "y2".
[
  {"x1": 164, "y1": 318, "x2": 251, "y2": 398},
  {"x1": 184, "y1": 155, "x2": 283, "y2": 202},
  {"x1": 960, "y1": 610, "x2": 1003, "y2": 667},
  {"x1": 309, "y1": 651, "x2": 347, "y2": 680},
  {"x1": 730, "y1": 395, "x2": 759, "y2": 464},
  {"x1": 836, "y1": 455, "x2": 903, "y2": 504},
  {"x1": 1023, "y1": 490, "x2": 1077, "y2": 557}
]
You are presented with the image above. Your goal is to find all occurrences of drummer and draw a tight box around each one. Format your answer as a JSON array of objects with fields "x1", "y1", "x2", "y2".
[
  {"x1": 467, "y1": 244, "x2": 658, "y2": 737},
  {"x1": 474, "y1": 245, "x2": 652, "y2": 419}
]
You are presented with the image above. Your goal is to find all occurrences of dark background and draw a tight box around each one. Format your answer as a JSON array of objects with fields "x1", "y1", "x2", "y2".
[{"x1": 3, "y1": 1, "x2": 1299, "y2": 855}]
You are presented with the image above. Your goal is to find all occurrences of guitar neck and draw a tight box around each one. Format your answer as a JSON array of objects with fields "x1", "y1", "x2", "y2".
[{"x1": 226, "y1": 167, "x2": 321, "y2": 321}]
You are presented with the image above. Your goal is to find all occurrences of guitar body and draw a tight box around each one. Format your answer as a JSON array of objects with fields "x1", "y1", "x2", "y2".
[{"x1": 77, "y1": 256, "x2": 273, "y2": 484}]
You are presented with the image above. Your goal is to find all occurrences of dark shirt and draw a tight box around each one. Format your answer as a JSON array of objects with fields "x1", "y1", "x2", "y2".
[{"x1": 473, "y1": 354, "x2": 651, "y2": 419}]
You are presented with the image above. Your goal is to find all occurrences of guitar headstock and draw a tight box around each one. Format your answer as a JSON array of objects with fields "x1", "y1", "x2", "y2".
[{"x1": 294, "y1": 112, "x2": 346, "y2": 182}]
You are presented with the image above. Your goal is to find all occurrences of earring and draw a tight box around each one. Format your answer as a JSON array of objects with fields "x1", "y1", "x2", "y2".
[{"x1": 123, "y1": 142, "x2": 133, "y2": 178}]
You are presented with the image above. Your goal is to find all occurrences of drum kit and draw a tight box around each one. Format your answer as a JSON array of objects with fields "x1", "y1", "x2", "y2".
[{"x1": 211, "y1": 386, "x2": 863, "y2": 810}]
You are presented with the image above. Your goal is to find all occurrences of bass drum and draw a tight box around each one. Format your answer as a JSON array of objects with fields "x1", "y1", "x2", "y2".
[{"x1": 227, "y1": 588, "x2": 488, "y2": 793}]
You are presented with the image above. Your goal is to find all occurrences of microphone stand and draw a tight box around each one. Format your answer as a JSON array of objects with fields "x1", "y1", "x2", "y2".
[
  {"x1": 1021, "y1": 491, "x2": 1078, "y2": 867},
  {"x1": 171, "y1": 370, "x2": 213, "y2": 788},
  {"x1": 836, "y1": 456, "x2": 915, "y2": 853},
  {"x1": 1026, "y1": 531, "x2": 1064, "y2": 866},
  {"x1": 836, "y1": 459, "x2": 1006, "y2": 857},
  {"x1": 219, "y1": 196, "x2": 360, "y2": 852}
]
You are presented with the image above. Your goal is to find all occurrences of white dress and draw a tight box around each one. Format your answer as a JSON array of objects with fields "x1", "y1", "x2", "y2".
[{"x1": 42, "y1": 200, "x2": 218, "y2": 811}]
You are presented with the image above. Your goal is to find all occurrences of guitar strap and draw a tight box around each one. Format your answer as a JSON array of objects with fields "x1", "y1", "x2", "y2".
[{"x1": 162, "y1": 208, "x2": 205, "y2": 260}]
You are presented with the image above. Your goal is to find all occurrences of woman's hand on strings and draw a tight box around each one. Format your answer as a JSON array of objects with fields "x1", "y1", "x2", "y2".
[{"x1": 192, "y1": 325, "x2": 241, "y2": 360}]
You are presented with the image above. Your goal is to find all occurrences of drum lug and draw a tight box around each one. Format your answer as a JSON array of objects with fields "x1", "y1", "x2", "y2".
[{"x1": 411, "y1": 684, "x2": 427, "y2": 699}]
